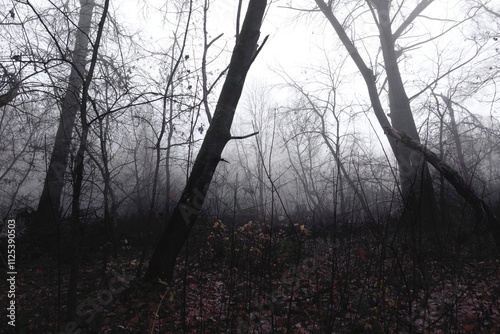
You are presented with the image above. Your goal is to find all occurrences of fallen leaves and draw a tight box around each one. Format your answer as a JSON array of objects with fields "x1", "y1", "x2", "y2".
[{"x1": 13, "y1": 220, "x2": 500, "y2": 333}]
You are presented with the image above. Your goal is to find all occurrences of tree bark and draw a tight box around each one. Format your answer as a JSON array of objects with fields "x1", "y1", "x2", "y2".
[
  {"x1": 31, "y1": 0, "x2": 95, "y2": 243},
  {"x1": 144, "y1": 0, "x2": 267, "y2": 282},
  {"x1": 374, "y1": 3, "x2": 438, "y2": 229}
]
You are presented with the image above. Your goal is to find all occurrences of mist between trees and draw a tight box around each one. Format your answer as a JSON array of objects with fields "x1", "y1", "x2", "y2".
[{"x1": 1, "y1": 0, "x2": 500, "y2": 333}]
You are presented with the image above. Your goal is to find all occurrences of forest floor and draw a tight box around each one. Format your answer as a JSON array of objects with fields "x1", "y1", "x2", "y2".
[{"x1": 5, "y1": 220, "x2": 500, "y2": 333}]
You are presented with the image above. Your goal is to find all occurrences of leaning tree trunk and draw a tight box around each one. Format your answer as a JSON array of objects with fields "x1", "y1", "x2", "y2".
[
  {"x1": 384, "y1": 126, "x2": 500, "y2": 250},
  {"x1": 31, "y1": 0, "x2": 95, "y2": 243},
  {"x1": 145, "y1": 0, "x2": 267, "y2": 282}
]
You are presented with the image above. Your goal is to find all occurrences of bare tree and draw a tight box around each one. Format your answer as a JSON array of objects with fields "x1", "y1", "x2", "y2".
[
  {"x1": 148, "y1": 1, "x2": 194, "y2": 225},
  {"x1": 145, "y1": 0, "x2": 268, "y2": 282},
  {"x1": 280, "y1": 73, "x2": 374, "y2": 221},
  {"x1": 30, "y1": 0, "x2": 96, "y2": 243},
  {"x1": 234, "y1": 83, "x2": 279, "y2": 221},
  {"x1": 309, "y1": 0, "x2": 440, "y2": 231},
  {"x1": 66, "y1": 0, "x2": 109, "y2": 320}
]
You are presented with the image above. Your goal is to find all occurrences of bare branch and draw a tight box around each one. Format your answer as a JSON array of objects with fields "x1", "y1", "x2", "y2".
[
  {"x1": 230, "y1": 131, "x2": 259, "y2": 140},
  {"x1": 250, "y1": 34, "x2": 269, "y2": 64},
  {"x1": 393, "y1": 0, "x2": 434, "y2": 41},
  {"x1": 480, "y1": 3, "x2": 500, "y2": 18},
  {"x1": 207, "y1": 33, "x2": 223, "y2": 48}
]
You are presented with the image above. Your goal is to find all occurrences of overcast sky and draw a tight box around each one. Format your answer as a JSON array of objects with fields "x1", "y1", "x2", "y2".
[{"x1": 110, "y1": 0, "x2": 497, "y2": 132}]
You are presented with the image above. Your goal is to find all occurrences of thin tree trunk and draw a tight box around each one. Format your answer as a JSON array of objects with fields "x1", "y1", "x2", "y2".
[
  {"x1": 164, "y1": 97, "x2": 175, "y2": 220},
  {"x1": 258, "y1": 163, "x2": 265, "y2": 219},
  {"x1": 145, "y1": 0, "x2": 267, "y2": 282},
  {"x1": 439, "y1": 93, "x2": 470, "y2": 182},
  {"x1": 31, "y1": 0, "x2": 95, "y2": 243},
  {"x1": 151, "y1": 6, "x2": 193, "y2": 222},
  {"x1": 98, "y1": 115, "x2": 117, "y2": 252},
  {"x1": 435, "y1": 97, "x2": 451, "y2": 228},
  {"x1": 67, "y1": 0, "x2": 109, "y2": 320}
]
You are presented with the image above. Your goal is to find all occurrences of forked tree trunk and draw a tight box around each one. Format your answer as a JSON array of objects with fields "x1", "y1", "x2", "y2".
[
  {"x1": 375, "y1": 3, "x2": 438, "y2": 229},
  {"x1": 31, "y1": 0, "x2": 95, "y2": 243},
  {"x1": 145, "y1": 0, "x2": 267, "y2": 282},
  {"x1": 315, "y1": 0, "x2": 438, "y2": 231}
]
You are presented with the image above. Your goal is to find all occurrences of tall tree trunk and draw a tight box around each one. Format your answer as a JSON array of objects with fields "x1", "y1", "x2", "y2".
[
  {"x1": 145, "y1": 0, "x2": 267, "y2": 282},
  {"x1": 66, "y1": 0, "x2": 109, "y2": 320},
  {"x1": 164, "y1": 97, "x2": 175, "y2": 220},
  {"x1": 375, "y1": 3, "x2": 438, "y2": 229},
  {"x1": 435, "y1": 98, "x2": 451, "y2": 228},
  {"x1": 31, "y1": 0, "x2": 95, "y2": 242},
  {"x1": 314, "y1": 0, "x2": 437, "y2": 231},
  {"x1": 98, "y1": 115, "x2": 117, "y2": 251},
  {"x1": 151, "y1": 5, "x2": 192, "y2": 222}
]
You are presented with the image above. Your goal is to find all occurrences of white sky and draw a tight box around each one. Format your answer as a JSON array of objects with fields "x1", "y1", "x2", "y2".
[{"x1": 111, "y1": 0, "x2": 321, "y2": 80}]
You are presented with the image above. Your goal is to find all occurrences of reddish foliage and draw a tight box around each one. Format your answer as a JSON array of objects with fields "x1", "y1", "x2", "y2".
[{"x1": 11, "y1": 220, "x2": 500, "y2": 333}]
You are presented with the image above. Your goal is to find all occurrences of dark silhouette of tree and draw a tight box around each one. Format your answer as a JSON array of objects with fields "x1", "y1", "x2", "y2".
[
  {"x1": 66, "y1": 0, "x2": 109, "y2": 320},
  {"x1": 0, "y1": 65, "x2": 19, "y2": 108},
  {"x1": 145, "y1": 0, "x2": 268, "y2": 282},
  {"x1": 30, "y1": 0, "x2": 96, "y2": 243}
]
